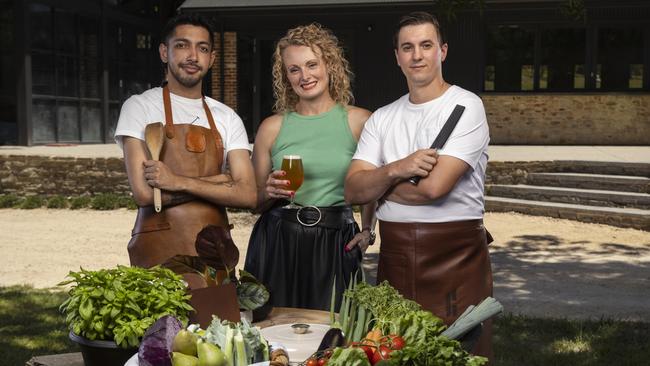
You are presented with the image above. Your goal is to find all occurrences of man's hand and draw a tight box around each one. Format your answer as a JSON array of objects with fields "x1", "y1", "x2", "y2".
[
  {"x1": 388, "y1": 148, "x2": 438, "y2": 180},
  {"x1": 143, "y1": 160, "x2": 181, "y2": 191}
]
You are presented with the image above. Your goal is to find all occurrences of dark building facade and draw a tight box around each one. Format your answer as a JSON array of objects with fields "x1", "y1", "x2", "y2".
[
  {"x1": 2, "y1": 0, "x2": 649, "y2": 145},
  {"x1": 0, "y1": 0, "x2": 184, "y2": 146},
  {"x1": 185, "y1": 0, "x2": 650, "y2": 145}
]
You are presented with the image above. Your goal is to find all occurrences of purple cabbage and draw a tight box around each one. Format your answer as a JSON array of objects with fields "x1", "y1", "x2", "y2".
[{"x1": 138, "y1": 315, "x2": 182, "y2": 366}]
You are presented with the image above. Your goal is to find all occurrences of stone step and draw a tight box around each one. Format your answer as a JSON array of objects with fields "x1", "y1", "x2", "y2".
[
  {"x1": 527, "y1": 172, "x2": 650, "y2": 193},
  {"x1": 485, "y1": 196, "x2": 650, "y2": 231},
  {"x1": 548, "y1": 161, "x2": 650, "y2": 177},
  {"x1": 486, "y1": 184, "x2": 650, "y2": 210}
]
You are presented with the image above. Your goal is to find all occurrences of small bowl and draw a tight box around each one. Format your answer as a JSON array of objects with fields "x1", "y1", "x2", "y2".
[{"x1": 291, "y1": 323, "x2": 310, "y2": 334}]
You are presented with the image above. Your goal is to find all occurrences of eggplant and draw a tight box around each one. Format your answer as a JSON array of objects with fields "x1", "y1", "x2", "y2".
[{"x1": 317, "y1": 328, "x2": 345, "y2": 351}]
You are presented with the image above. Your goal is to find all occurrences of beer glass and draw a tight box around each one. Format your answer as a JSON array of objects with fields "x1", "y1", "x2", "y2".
[{"x1": 281, "y1": 155, "x2": 304, "y2": 208}]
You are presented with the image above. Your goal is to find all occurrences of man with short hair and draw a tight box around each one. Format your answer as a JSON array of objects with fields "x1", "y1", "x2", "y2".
[
  {"x1": 345, "y1": 11, "x2": 493, "y2": 359},
  {"x1": 115, "y1": 13, "x2": 256, "y2": 270}
]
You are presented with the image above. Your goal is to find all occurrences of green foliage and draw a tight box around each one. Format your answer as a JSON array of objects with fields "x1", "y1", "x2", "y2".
[
  {"x1": 58, "y1": 266, "x2": 193, "y2": 348},
  {"x1": 20, "y1": 196, "x2": 45, "y2": 209},
  {"x1": 90, "y1": 193, "x2": 122, "y2": 210},
  {"x1": 0, "y1": 194, "x2": 23, "y2": 208},
  {"x1": 117, "y1": 195, "x2": 138, "y2": 209},
  {"x1": 69, "y1": 196, "x2": 91, "y2": 210},
  {"x1": 46, "y1": 195, "x2": 69, "y2": 209}
]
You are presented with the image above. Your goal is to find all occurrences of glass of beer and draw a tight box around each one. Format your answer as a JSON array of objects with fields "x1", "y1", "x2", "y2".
[{"x1": 281, "y1": 155, "x2": 304, "y2": 209}]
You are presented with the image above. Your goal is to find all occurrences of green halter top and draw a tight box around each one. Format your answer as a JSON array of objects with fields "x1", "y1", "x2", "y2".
[{"x1": 271, "y1": 104, "x2": 357, "y2": 207}]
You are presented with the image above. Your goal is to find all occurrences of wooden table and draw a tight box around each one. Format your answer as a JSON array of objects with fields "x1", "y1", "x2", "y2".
[{"x1": 26, "y1": 307, "x2": 331, "y2": 366}]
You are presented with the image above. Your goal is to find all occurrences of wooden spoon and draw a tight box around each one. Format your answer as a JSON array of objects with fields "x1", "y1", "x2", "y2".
[{"x1": 144, "y1": 122, "x2": 164, "y2": 212}]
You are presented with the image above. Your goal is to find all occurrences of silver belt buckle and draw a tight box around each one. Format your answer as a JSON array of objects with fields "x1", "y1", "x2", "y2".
[{"x1": 296, "y1": 206, "x2": 322, "y2": 227}]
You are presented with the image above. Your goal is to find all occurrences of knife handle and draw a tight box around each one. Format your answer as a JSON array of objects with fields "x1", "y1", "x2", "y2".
[
  {"x1": 154, "y1": 188, "x2": 162, "y2": 212},
  {"x1": 408, "y1": 176, "x2": 421, "y2": 185}
]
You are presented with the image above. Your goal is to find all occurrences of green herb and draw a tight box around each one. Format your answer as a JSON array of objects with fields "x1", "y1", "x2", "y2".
[{"x1": 58, "y1": 265, "x2": 193, "y2": 348}]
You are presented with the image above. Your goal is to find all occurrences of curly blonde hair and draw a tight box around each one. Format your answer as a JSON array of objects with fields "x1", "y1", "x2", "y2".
[{"x1": 272, "y1": 23, "x2": 354, "y2": 113}]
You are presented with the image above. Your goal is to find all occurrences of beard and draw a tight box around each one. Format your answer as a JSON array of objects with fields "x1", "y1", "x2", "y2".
[{"x1": 168, "y1": 62, "x2": 205, "y2": 88}]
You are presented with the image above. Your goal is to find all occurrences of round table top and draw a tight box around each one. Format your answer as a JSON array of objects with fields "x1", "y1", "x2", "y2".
[{"x1": 255, "y1": 307, "x2": 331, "y2": 328}]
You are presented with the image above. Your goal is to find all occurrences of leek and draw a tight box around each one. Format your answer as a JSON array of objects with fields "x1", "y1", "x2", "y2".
[{"x1": 441, "y1": 297, "x2": 503, "y2": 340}]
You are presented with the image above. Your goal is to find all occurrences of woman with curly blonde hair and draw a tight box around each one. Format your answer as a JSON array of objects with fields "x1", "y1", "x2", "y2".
[{"x1": 244, "y1": 23, "x2": 377, "y2": 310}]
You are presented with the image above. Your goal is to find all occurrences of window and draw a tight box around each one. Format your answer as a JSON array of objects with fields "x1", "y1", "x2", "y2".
[
  {"x1": 485, "y1": 25, "x2": 534, "y2": 92},
  {"x1": 541, "y1": 28, "x2": 586, "y2": 91},
  {"x1": 484, "y1": 24, "x2": 646, "y2": 92},
  {"x1": 597, "y1": 27, "x2": 644, "y2": 91}
]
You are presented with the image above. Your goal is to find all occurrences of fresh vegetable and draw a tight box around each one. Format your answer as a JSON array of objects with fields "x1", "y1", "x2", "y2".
[
  {"x1": 138, "y1": 315, "x2": 183, "y2": 366},
  {"x1": 326, "y1": 347, "x2": 371, "y2": 366},
  {"x1": 317, "y1": 328, "x2": 345, "y2": 352},
  {"x1": 370, "y1": 345, "x2": 392, "y2": 364},
  {"x1": 441, "y1": 297, "x2": 503, "y2": 340},
  {"x1": 389, "y1": 310, "x2": 487, "y2": 366},
  {"x1": 332, "y1": 280, "x2": 421, "y2": 342},
  {"x1": 59, "y1": 265, "x2": 193, "y2": 348},
  {"x1": 204, "y1": 316, "x2": 269, "y2": 365}
]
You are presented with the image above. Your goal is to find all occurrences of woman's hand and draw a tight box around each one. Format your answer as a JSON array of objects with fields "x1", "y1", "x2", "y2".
[
  {"x1": 265, "y1": 170, "x2": 293, "y2": 200},
  {"x1": 345, "y1": 230, "x2": 372, "y2": 253}
]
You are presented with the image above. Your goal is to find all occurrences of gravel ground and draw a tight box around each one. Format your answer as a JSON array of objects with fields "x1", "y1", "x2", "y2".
[{"x1": 1, "y1": 209, "x2": 648, "y2": 321}]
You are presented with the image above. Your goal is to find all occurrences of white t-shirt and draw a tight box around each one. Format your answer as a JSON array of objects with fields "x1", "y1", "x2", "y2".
[
  {"x1": 353, "y1": 85, "x2": 490, "y2": 223},
  {"x1": 114, "y1": 87, "x2": 251, "y2": 170}
]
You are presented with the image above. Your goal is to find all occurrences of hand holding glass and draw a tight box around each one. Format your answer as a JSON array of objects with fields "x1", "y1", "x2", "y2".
[{"x1": 281, "y1": 155, "x2": 304, "y2": 208}]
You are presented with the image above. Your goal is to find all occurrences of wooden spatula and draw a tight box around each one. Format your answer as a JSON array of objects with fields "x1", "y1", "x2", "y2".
[{"x1": 144, "y1": 122, "x2": 164, "y2": 212}]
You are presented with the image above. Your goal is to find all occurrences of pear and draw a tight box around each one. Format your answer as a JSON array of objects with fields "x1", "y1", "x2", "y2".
[
  {"x1": 197, "y1": 339, "x2": 227, "y2": 366},
  {"x1": 171, "y1": 352, "x2": 199, "y2": 366},
  {"x1": 172, "y1": 329, "x2": 198, "y2": 356}
]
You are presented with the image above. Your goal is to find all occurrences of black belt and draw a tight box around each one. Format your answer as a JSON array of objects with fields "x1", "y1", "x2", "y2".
[{"x1": 268, "y1": 205, "x2": 356, "y2": 229}]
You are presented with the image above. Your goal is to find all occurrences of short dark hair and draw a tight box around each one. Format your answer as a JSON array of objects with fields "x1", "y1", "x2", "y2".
[
  {"x1": 161, "y1": 13, "x2": 214, "y2": 48},
  {"x1": 393, "y1": 11, "x2": 445, "y2": 49}
]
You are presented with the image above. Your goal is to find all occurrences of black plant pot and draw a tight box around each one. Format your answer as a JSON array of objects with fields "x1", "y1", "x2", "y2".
[{"x1": 69, "y1": 331, "x2": 137, "y2": 366}]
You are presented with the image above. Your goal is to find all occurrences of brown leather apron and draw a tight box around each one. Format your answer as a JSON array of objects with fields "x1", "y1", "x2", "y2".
[
  {"x1": 377, "y1": 219, "x2": 494, "y2": 361},
  {"x1": 128, "y1": 85, "x2": 229, "y2": 269}
]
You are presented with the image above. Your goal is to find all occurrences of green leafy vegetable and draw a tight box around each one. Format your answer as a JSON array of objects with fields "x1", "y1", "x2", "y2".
[
  {"x1": 58, "y1": 265, "x2": 193, "y2": 348},
  {"x1": 326, "y1": 347, "x2": 371, "y2": 366}
]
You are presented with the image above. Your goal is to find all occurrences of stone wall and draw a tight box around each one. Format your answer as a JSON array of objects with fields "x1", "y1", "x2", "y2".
[
  {"x1": 481, "y1": 93, "x2": 650, "y2": 145},
  {"x1": 2, "y1": 156, "x2": 647, "y2": 197},
  {"x1": 0, "y1": 155, "x2": 130, "y2": 196}
]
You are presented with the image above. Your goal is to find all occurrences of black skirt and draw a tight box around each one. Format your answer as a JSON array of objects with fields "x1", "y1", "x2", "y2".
[{"x1": 244, "y1": 205, "x2": 363, "y2": 311}]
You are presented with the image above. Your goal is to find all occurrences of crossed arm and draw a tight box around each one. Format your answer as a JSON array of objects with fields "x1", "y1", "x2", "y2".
[
  {"x1": 344, "y1": 149, "x2": 469, "y2": 206},
  {"x1": 122, "y1": 136, "x2": 256, "y2": 209}
]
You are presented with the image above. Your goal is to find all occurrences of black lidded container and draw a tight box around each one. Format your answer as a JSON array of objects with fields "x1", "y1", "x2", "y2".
[{"x1": 69, "y1": 332, "x2": 137, "y2": 366}]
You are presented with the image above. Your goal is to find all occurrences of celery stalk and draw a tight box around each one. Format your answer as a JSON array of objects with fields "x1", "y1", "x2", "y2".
[
  {"x1": 233, "y1": 329, "x2": 247, "y2": 366},
  {"x1": 224, "y1": 326, "x2": 234, "y2": 366}
]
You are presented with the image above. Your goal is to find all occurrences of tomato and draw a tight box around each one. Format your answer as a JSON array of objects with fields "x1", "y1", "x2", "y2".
[
  {"x1": 381, "y1": 334, "x2": 406, "y2": 350},
  {"x1": 351, "y1": 342, "x2": 375, "y2": 361},
  {"x1": 359, "y1": 344, "x2": 375, "y2": 360},
  {"x1": 306, "y1": 358, "x2": 318, "y2": 366},
  {"x1": 371, "y1": 345, "x2": 392, "y2": 365},
  {"x1": 318, "y1": 358, "x2": 328, "y2": 366}
]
